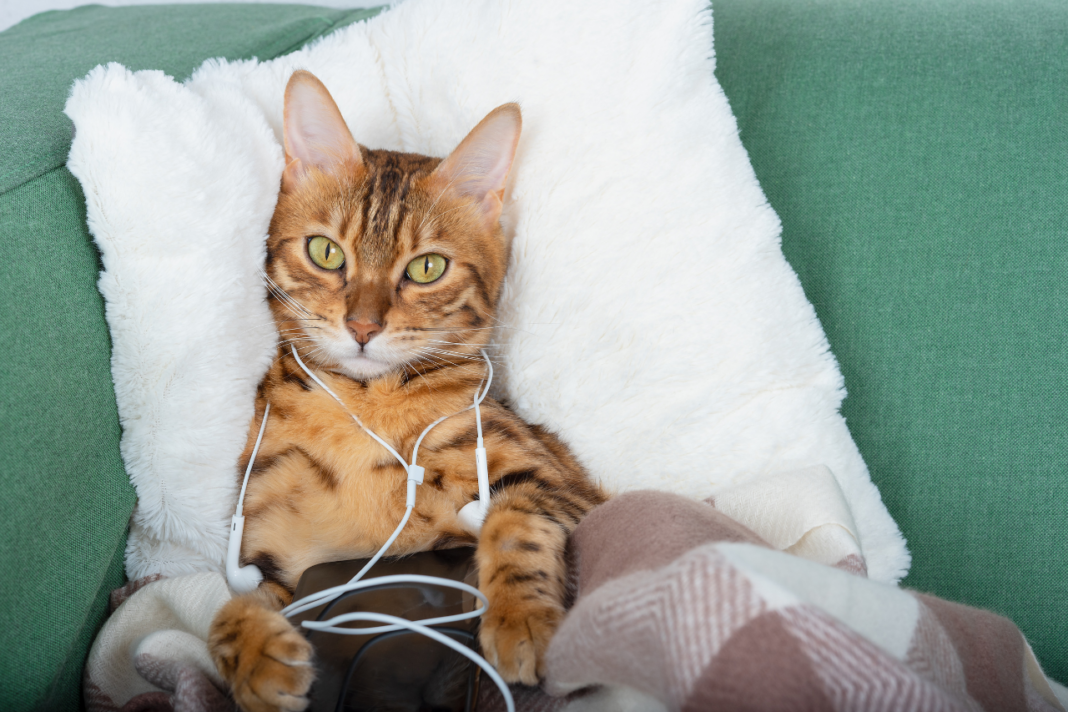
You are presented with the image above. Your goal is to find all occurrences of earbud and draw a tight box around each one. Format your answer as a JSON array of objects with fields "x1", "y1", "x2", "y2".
[
  {"x1": 457, "y1": 500, "x2": 487, "y2": 535},
  {"x1": 458, "y1": 443, "x2": 491, "y2": 534},
  {"x1": 227, "y1": 514, "x2": 263, "y2": 593}
]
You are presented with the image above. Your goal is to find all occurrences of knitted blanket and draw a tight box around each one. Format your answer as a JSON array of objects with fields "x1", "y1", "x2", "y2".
[{"x1": 535, "y1": 492, "x2": 1066, "y2": 712}]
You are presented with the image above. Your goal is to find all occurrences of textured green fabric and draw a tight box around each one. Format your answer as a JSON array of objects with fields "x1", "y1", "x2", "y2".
[
  {"x1": 36, "y1": 539, "x2": 127, "y2": 712},
  {"x1": 714, "y1": 0, "x2": 1068, "y2": 683},
  {"x1": 0, "y1": 5, "x2": 381, "y2": 710},
  {"x1": 0, "y1": 167, "x2": 134, "y2": 711}
]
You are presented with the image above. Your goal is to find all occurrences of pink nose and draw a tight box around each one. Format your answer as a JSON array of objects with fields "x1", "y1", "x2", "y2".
[{"x1": 347, "y1": 320, "x2": 381, "y2": 346}]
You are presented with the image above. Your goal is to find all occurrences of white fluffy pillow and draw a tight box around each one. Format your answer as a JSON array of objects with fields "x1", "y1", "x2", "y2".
[{"x1": 66, "y1": 0, "x2": 910, "y2": 584}]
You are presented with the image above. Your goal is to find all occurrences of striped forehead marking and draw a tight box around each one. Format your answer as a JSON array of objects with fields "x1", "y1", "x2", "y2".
[{"x1": 356, "y1": 150, "x2": 438, "y2": 267}]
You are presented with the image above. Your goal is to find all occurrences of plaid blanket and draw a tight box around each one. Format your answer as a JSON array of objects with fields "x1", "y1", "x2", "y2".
[{"x1": 511, "y1": 491, "x2": 1065, "y2": 711}]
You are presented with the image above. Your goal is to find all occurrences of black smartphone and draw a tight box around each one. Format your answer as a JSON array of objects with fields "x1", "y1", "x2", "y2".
[{"x1": 290, "y1": 547, "x2": 481, "y2": 712}]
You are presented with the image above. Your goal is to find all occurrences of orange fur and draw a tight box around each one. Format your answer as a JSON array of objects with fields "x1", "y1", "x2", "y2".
[{"x1": 208, "y1": 71, "x2": 605, "y2": 711}]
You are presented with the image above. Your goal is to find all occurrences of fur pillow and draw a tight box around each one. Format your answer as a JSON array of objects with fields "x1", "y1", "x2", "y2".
[{"x1": 66, "y1": 0, "x2": 910, "y2": 583}]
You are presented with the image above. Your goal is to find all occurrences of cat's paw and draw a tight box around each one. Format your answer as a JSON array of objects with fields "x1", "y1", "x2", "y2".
[
  {"x1": 479, "y1": 601, "x2": 562, "y2": 685},
  {"x1": 209, "y1": 597, "x2": 314, "y2": 712}
]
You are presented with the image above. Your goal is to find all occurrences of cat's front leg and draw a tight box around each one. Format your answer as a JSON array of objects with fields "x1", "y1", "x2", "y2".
[
  {"x1": 476, "y1": 492, "x2": 574, "y2": 685},
  {"x1": 208, "y1": 583, "x2": 314, "y2": 712}
]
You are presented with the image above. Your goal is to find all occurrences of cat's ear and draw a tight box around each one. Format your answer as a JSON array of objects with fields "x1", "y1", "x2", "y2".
[
  {"x1": 432, "y1": 103, "x2": 522, "y2": 231},
  {"x1": 281, "y1": 70, "x2": 362, "y2": 193}
]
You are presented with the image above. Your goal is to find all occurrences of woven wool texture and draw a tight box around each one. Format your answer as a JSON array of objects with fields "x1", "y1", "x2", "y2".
[{"x1": 65, "y1": 0, "x2": 910, "y2": 585}]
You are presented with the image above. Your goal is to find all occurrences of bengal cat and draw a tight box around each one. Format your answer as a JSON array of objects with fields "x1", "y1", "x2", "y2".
[{"x1": 207, "y1": 70, "x2": 606, "y2": 712}]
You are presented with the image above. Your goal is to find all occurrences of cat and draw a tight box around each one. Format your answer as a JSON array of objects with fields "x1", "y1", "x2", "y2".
[{"x1": 207, "y1": 70, "x2": 606, "y2": 712}]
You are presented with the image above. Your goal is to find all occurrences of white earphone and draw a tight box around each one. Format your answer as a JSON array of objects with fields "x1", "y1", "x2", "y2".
[
  {"x1": 226, "y1": 399, "x2": 270, "y2": 594},
  {"x1": 224, "y1": 346, "x2": 514, "y2": 712},
  {"x1": 457, "y1": 374, "x2": 491, "y2": 534},
  {"x1": 227, "y1": 348, "x2": 493, "y2": 593}
]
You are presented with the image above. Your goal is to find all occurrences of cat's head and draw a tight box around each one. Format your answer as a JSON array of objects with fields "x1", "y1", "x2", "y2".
[{"x1": 265, "y1": 70, "x2": 521, "y2": 381}]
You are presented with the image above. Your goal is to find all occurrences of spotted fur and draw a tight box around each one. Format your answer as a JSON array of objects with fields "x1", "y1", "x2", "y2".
[{"x1": 208, "y1": 71, "x2": 606, "y2": 711}]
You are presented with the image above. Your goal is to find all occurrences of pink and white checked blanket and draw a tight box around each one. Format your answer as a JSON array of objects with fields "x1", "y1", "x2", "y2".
[{"x1": 479, "y1": 491, "x2": 1065, "y2": 711}]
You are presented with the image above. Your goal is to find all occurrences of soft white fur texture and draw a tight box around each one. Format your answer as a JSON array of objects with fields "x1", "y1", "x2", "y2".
[{"x1": 66, "y1": 0, "x2": 910, "y2": 583}]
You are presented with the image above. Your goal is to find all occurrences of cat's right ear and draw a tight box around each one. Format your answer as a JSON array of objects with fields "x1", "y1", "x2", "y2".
[{"x1": 281, "y1": 70, "x2": 362, "y2": 193}]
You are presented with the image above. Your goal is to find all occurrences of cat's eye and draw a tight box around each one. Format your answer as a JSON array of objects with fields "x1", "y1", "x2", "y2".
[
  {"x1": 307, "y1": 236, "x2": 345, "y2": 270},
  {"x1": 406, "y1": 254, "x2": 447, "y2": 284}
]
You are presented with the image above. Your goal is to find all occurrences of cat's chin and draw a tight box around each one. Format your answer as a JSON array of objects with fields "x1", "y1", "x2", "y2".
[{"x1": 335, "y1": 354, "x2": 397, "y2": 381}]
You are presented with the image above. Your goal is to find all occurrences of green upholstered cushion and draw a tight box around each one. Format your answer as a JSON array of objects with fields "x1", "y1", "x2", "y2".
[
  {"x1": 0, "y1": 167, "x2": 132, "y2": 711},
  {"x1": 714, "y1": 0, "x2": 1068, "y2": 683},
  {"x1": 0, "y1": 5, "x2": 380, "y2": 709}
]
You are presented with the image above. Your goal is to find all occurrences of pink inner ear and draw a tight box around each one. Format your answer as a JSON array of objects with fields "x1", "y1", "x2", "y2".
[
  {"x1": 283, "y1": 71, "x2": 361, "y2": 181},
  {"x1": 435, "y1": 104, "x2": 522, "y2": 210}
]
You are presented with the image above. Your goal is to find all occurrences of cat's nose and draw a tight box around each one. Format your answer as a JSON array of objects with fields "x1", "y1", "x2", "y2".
[{"x1": 347, "y1": 320, "x2": 382, "y2": 346}]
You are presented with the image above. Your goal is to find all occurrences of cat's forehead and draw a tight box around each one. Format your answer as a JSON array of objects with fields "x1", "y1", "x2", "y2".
[{"x1": 336, "y1": 148, "x2": 441, "y2": 267}]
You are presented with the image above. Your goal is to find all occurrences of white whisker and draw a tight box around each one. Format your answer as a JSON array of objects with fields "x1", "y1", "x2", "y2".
[
  {"x1": 416, "y1": 350, "x2": 485, "y2": 376},
  {"x1": 262, "y1": 272, "x2": 324, "y2": 322}
]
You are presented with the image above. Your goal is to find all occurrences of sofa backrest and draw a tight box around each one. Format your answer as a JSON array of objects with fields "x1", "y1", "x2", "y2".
[
  {"x1": 714, "y1": 0, "x2": 1068, "y2": 684},
  {"x1": 2, "y1": 1, "x2": 1064, "y2": 708}
]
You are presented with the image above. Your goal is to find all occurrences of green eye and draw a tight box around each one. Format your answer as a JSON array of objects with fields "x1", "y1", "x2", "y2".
[
  {"x1": 307, "y1": 236, "x2": 345, "y2": 270},
  {"x1": 406, "y1": 254, "x2": 447, "y2": 283}
]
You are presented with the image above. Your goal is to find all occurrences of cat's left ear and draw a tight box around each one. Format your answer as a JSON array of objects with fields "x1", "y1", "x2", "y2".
[{"x1": 432, "y1": 103, "x2": 522, "y2": 231}]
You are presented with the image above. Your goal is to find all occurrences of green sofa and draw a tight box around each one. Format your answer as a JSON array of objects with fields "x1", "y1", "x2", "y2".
[{"x1": 0, "y1": 1, "x2": 1064, "y2": 708}]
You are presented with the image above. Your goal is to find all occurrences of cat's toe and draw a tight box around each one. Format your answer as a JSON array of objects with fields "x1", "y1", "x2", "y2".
[
  {"x1": 210, "y1": 600, "x2": 314, "y2": 712},
  {"x1": 238, "y1": 629, "x2": 314, "y2": 712},
  {"x1": 480, "y1": 604, "x2": 562, "y2": 685}
]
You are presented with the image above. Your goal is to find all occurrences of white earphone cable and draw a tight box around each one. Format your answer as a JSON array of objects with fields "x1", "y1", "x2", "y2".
[
  {"x1": 236, "y1": 401, "x2": 271, "y2": 517},
  {"x1": 285, "y1": 574, "x2": 486, "y2": 628},
  {"x1": 285, "y1": 345, "x2": 490, "y2": 590},
  {"x1": 306, "y1": 610, "x2": 514, "y2": 712},
  {"x1": 254, "y1": 345, "x2": 513, "y2": 712},
  {"x1": 288, "y1": 347, "x2": 408, "y2": 470}
]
